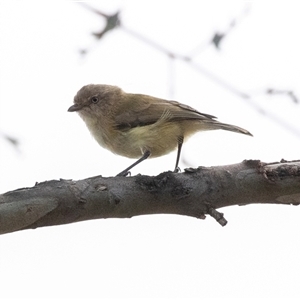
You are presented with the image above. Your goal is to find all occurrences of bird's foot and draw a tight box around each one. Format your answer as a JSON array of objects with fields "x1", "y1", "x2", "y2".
[
  {"x1": 116, "y1": 170, "x2": 131, "y2": 177},
  {"x1": 174, "y1": 166, "x2": 181, "y2": 173}
]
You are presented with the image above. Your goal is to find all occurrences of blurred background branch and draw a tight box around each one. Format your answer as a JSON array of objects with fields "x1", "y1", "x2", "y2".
[{"x1": 79, "y1": 2, "x2": 299, "y2": 138}]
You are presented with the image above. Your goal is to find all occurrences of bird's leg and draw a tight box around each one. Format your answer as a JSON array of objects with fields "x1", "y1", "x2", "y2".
[
  {"x1": 116, "y1": 150, "x2": 151, "y2": 177},
  {"x1": 174, "y1": 136, "x2": 184, "y2": 173}
]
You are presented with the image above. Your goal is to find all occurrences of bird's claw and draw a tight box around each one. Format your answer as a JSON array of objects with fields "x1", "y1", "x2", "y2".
[
  {"x1": 116, "y1": 170, "x2": 131, "y2": 177},
  {"x1": 174, "y1": 166, "x2": 181, "y2": 173}
]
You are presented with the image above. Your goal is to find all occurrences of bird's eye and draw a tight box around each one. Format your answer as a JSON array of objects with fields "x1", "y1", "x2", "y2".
[{"x1": 91, "y1": 96, "x2": 99, "y2": 104}]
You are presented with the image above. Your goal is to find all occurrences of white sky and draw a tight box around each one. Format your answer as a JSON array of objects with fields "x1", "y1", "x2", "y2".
[{"x1": 1, "y1": 1, "x2": 300, "y2": 299}]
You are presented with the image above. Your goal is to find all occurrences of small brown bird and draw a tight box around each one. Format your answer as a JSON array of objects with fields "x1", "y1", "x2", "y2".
[{"x1": 68, "y1": 84, "x2": 252, "y2": 176}]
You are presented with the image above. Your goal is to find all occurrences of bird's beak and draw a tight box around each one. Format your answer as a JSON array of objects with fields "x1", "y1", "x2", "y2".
[{"x1": 68, "y1": 104, "x2": 82, "y2": 112}]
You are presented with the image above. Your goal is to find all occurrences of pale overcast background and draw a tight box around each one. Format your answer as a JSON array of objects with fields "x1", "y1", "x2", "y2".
[{"x1": 1, "y1": 1, "x2": 300, "y2": 299}]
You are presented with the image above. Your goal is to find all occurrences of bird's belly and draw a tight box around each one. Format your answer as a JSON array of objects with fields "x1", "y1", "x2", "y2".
[{"x1": 111, "y1": 123, "x2": 181, "y2": 159}]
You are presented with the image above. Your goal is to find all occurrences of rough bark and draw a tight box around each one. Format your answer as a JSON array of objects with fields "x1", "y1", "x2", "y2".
[{"x1": 1, "y1": 159, "x2": 300, "y2": 235}]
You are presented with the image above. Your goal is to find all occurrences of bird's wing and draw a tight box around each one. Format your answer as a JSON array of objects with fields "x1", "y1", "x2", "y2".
[{"x1": 114, "y1": 94, "x2": 216, "y2": 131}]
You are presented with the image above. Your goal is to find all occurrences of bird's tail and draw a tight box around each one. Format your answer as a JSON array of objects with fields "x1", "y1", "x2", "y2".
[{"x1": 212, "y1": 121, "x2": 253, "y2": 136}]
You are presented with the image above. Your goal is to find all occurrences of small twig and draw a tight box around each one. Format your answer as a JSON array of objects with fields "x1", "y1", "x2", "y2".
[
  {"x1": 266, "y1": 88, "x2": 299, "y2": 104},
  {"x1": 208, "y1": 207, "x2": 228, "y2": 226}
]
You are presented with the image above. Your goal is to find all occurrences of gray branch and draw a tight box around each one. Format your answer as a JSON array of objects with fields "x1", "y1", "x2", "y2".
[{"x1": 1, "y1": 159, "x2": 300, "y2": 235}]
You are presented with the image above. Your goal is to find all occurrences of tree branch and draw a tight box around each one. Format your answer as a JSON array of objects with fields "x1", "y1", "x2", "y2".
[{"x1": 1, "y1": 159, "x2": 300, "y2": 235}]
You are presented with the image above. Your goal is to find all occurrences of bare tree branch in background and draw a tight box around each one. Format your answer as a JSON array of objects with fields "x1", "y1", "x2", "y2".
[
  {"x1": 78, "y1": 3, "x2": 299, "y2": 138},
  {"x1": 79, "y1": 3, "x2": 120, "y2": 40},
  {"x1": 0, "y1": 159, "x2": 300, "y2": 235},
  {"x1": 190, "y1": 3, "x2": 251, "y2": 54},
  {"x1": 0, "y1": 131, "x2": 20, "y2": 152},
  {"x1": 266, "y1": 88, "x2": 299, "y2": 103}
]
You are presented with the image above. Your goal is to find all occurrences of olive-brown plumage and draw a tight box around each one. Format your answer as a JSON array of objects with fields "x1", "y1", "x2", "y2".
[{"x1": 68, "y1": 84, "x2": 252, "y2": 176}]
